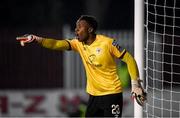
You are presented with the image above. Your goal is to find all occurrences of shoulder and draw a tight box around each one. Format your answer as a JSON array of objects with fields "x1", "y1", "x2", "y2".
[
  {"x1": 67, "y1": 38, "x2": 80, "y2": 44},
  {"x1": 66, "y1": 38, "x2": 81, "y2": 51},
  {"x1": 96, "y1": 34, "x2": 114, "y2": 44},
  {"x1": 97, "y1": 34, "x2": 123, "y2": 51}
]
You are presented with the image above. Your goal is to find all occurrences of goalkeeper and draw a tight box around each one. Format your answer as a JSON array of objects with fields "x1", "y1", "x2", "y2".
[{"x1": 16, "y1": 15, "x2": 146, "y2": 117}]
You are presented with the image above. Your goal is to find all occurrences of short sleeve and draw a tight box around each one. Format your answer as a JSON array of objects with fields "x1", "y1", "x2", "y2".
[
  {"x1": 66, "y1": 39, "x2": 79, "y2": 52},
  {"x1": 110, "y1": 39, "x2": 126, "y2": 58}
]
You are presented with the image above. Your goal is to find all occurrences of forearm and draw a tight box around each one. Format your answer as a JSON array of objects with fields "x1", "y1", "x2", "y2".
[
  {"x1": 121, "y1": 51, "x2": 146, "y2": 105},
  {"x1": 36, "y1": 38, "x2": 70, "y2": 51},
  {"x1": 121, "y1": 51, "x2": 139, "y2": 80}
]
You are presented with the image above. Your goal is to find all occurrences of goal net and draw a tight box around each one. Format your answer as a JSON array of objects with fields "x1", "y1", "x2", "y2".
[{"x1": 144, "y1": 0, "x2": 180, "y2": 117}]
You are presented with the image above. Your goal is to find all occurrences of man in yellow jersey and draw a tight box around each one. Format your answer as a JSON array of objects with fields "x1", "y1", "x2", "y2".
[{"x1": 16, "y1": 15, "x2": 145, "y2": 117}]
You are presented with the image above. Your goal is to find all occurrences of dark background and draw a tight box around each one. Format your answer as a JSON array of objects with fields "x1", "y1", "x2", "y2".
[
  {"x1": 0, "y1": 0, "x2": 134, "y2": 89},
  {"x1": 0, "y1": 0, "x2": 134, "y2": 29}
]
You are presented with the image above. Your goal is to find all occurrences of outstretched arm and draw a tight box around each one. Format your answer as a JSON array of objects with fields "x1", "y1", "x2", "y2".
[
  {"x1": 16, "y1": 34, "x2": 71, "y2": 51},
  {"x1": 37, "y1": 37, "x2": 71, "y2": 51}
]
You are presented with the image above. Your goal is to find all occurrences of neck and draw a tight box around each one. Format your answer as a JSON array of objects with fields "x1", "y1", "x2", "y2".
[{"x1": 84, "y1": 34, "x2": 96, "y2": 45}]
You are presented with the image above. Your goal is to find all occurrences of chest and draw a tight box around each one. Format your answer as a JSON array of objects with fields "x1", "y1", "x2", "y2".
[{"x1": 79, "y1": 43, "x2": 114, "y2": 67}]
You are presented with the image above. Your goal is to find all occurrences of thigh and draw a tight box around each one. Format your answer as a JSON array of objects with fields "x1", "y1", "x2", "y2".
[
  {"x1": 85, "y1": 95, "x2": 104, "y2": 117},
  {"x1": 102, "y1": 93, "x2": 123, "y2": 117}
]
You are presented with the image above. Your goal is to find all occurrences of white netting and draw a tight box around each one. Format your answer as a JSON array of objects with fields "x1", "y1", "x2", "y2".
[{"x1": 144, "y1": 0, "x2": 180, "y2": 117}]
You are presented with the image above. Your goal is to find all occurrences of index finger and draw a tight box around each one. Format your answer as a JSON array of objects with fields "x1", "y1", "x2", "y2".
[{"x1": 16, "y1": 36, "x2": 28, "y2": 41}]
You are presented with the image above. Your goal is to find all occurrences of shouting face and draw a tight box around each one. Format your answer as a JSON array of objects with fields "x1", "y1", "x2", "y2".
[{"x1": 75, "y1": 20, "x2": 92, "y2": 42}]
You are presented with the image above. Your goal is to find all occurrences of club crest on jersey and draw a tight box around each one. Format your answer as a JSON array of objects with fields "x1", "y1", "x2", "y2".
[
  {"x1": 96, "y1": 48, "x2": 102, "y2": 54},
  {"x1": 112, "y1": 40, "x2": 122, "y2": 51}
]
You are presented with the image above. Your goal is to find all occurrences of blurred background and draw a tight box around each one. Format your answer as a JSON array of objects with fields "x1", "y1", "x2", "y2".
[{"x1": 0, "y1": 0, "x2": 134, "y2": 117}]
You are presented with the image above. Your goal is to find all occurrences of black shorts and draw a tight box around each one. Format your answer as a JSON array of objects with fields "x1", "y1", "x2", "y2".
[{"x1": 85, "y1": 93, "x2": 123, "y2": 117}]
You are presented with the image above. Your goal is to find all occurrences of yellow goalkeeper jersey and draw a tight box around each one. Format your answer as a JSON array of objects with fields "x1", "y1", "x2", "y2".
[
  {"x1": 40, "y1": 34, "x2": 139, "y2": 96},
  {"x1": 69, "y1": 34, "x2": 126, "y2": 96}
]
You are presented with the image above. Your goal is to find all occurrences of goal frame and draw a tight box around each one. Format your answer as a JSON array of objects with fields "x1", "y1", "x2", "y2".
[{"x1": 134, "y1": 0, "x2": 144, "y2": 117}]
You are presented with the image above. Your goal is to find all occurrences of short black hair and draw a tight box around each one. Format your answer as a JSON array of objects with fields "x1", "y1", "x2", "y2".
[{"x1": 78, "y1": 15, "x2": 98, "y2": 32}]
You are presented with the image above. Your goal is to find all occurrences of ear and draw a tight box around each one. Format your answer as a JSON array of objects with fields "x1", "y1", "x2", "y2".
[{"x1": 88, "y1": 27, "x2": 93, "y2": 33}]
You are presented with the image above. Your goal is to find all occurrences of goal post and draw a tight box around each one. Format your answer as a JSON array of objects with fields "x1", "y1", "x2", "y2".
[{"x1": 134, "y1": 0, "x2": 144, "y2": 117}]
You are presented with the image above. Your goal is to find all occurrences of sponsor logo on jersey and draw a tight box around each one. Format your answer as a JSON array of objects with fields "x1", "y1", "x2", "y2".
[{"x1": 87, "y1": 54, "x2": 102, "y2": 67}]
